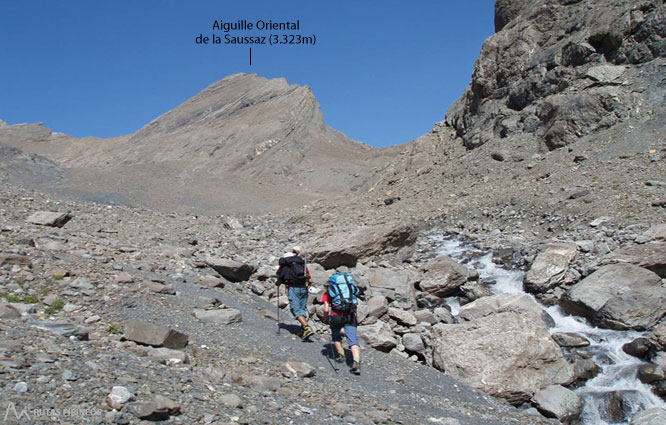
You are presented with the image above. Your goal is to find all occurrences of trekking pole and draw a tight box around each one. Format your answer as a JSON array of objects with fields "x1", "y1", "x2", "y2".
[
  {"x1": 276, "y1": 284, "x2": 280, "y2": 335},
  {"x1": 327, "y1": 330, "x2": 339, "y2": 373}
]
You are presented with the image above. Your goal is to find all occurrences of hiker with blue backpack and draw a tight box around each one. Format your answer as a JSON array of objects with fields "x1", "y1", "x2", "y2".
[
  {"x1": 322, "y1": 271, "x2": 361, "y2": 375},
  {"x1": 276, "y1": 246, "x2": 314, "y2": 340}
]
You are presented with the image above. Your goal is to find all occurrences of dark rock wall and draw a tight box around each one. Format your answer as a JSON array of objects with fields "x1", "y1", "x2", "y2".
[{"x1": 445, "y1": 0, "x2": 666, "y2": 151}]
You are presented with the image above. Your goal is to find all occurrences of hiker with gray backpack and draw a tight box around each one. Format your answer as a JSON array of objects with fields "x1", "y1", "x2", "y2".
[
  {"x1": 322, "y1": 271, "x2": 361, "y2": 374},
  {"x1": 276, "y1": 246, "x2": 314, "y2": 340}
]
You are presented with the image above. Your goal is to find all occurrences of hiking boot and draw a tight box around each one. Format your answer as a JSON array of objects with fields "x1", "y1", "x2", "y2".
[
  {"x1": 350, "y1": 361, "x2": 361, "y2": 375},
  {"x1": 301, "y1": 326, "x2": 314, "y2": 340},
  {"x1": 335, "y1": 352, "x2": 345, "y2": 364}
]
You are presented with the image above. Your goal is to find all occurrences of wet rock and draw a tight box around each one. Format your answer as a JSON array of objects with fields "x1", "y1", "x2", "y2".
[
  {"x1": 524, "y1": 243, "x2": 577, "y2": 293},
  {"x1": 571, "y1": 358, "x2": 599, "y2": 384},
  {"x1": 193, "y1": 308, "x2": 242, "y2": 325},
  {"x1": 552, "y1": 332, "x2": 590, "y2": 348},
  {"x1": 637, "y1": 363, "x2": 666, "y2": 384},
  {"x1": 458, "y1": 281, "x2": 493, "y2": 305},
  {"x1": 531, "y1": 384, "x2": 583, "y2": 422},
  {"x1": 562, "y1": 264, "x2": 666, "y2": 330},
  {"x1": 630, "y1": 408, "x2": 666, "y2": 425},
  {"x1": 622, "y1": 338, "x2": 651, "y2": 360},
  {"x1": 26, "y1": 211, "x2": 73, "y2": 227},
  {"x1": 206, "y1": 258, "x2": 256, "y2": 282},
  {"x1": 123, "y1": 320, "x2": 189, "y2": 348}
]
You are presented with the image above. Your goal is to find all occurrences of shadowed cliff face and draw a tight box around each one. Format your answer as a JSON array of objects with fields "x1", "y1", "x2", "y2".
[
  {"x1": 0, "y1": 74, "x2": 385, "y2": 214},
  {"x1": 445, "y1": 0, "x2": 666, "y2": 152}
]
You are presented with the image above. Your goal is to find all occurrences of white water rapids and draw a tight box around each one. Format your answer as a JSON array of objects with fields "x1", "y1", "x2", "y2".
[{"x1": 429, "y1": 235, "x2": 665, "y2": 424}]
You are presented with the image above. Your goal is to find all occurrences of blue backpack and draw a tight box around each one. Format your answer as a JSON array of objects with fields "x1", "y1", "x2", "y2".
[{"x1": 327, "y1": 272, "x2": 359, "y2": 313}]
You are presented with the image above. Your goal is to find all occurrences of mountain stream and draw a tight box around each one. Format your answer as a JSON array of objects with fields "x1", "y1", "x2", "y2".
[{"x1": 428, "y1": 235, "x2": 665, "y2": 424}]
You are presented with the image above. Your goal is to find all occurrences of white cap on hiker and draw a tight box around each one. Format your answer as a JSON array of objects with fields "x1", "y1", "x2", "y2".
[{"x1": 292, "y1": 246, "x2": 302, "y2": 255}]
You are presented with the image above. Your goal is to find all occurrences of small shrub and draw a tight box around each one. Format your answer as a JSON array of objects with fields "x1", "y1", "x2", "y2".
[
  {"x1": 53, "y1": 275, "x2": 65, "y2": 281},
  {"x1": 1, "y1": 293, "x2": 21, "y2": 303},
  {"x1": 107, "y1": 324, "x2": 123, "y2": 335},
  {"x1": 44, "y1": 300, "x2": 64, "y2": 315},
  {"x1": 22, "y1": 295, "x2": 39, "y2": 304}
]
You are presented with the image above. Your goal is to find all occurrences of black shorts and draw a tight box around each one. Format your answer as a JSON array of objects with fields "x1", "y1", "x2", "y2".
[{"x1": 330, "y1": 313, "x2": 357, "y2": 329}]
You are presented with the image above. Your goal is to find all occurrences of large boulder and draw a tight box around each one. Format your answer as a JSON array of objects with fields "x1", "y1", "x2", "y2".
[
  {"x1": 524, "y1": 243, "x2": 577, "y2": 293},
  {"x1": 418, "y1": 255, "x2": 477, "y2": 297},
  {"x1": 431, "y1": 294, "x2": 573, "y2": 405},
  {"x1": 206, "y1": 258, "x2": 256, "y2": 282},
  {"x1": 307, "y1": 223, "x2": 417, "y2": 269},
  {"x1": 562, "y1": 264, "x2": 666, "y2": 330},
  {"x1": 607, "y1": 242, "x2": 666, "y2": 277},
  {"x1": 457, "y1": 293, "x2": 550, "y2": 326},
  {"x1": 123, "y1": 320, "x2": 189, "y2": 349},
  {"x1": 357, "y1": 320, "x2": 397, "y2": 352}
]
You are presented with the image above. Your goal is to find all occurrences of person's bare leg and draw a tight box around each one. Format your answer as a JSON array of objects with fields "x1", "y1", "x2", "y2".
[
  {"x1": 351, "y1": 344, "x2": 360, "y2": 362},
  {"x1": 297, "y1": 316, "x2": 308, "y2": 328}
]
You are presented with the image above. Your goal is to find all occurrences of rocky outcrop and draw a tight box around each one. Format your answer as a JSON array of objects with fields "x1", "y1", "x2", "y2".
[
  {"x1": 562, "y1": 263, "x2": 666, "y2": 330},
  {"x1": 444, "y1": 0, "x2": 666, "y2": 152},
  {"x1": 431, "y1": 294, "x2": 572, "y2": 405}
]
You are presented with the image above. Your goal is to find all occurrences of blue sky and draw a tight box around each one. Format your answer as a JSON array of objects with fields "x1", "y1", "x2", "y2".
[{"x1": 0, "y1": 1, "x2": 495, "y2": 147}]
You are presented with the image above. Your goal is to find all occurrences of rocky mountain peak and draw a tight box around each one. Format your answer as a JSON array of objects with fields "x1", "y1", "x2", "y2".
[{"x1": 0, "y1": 74, "x2": 379, "y2": 214}]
